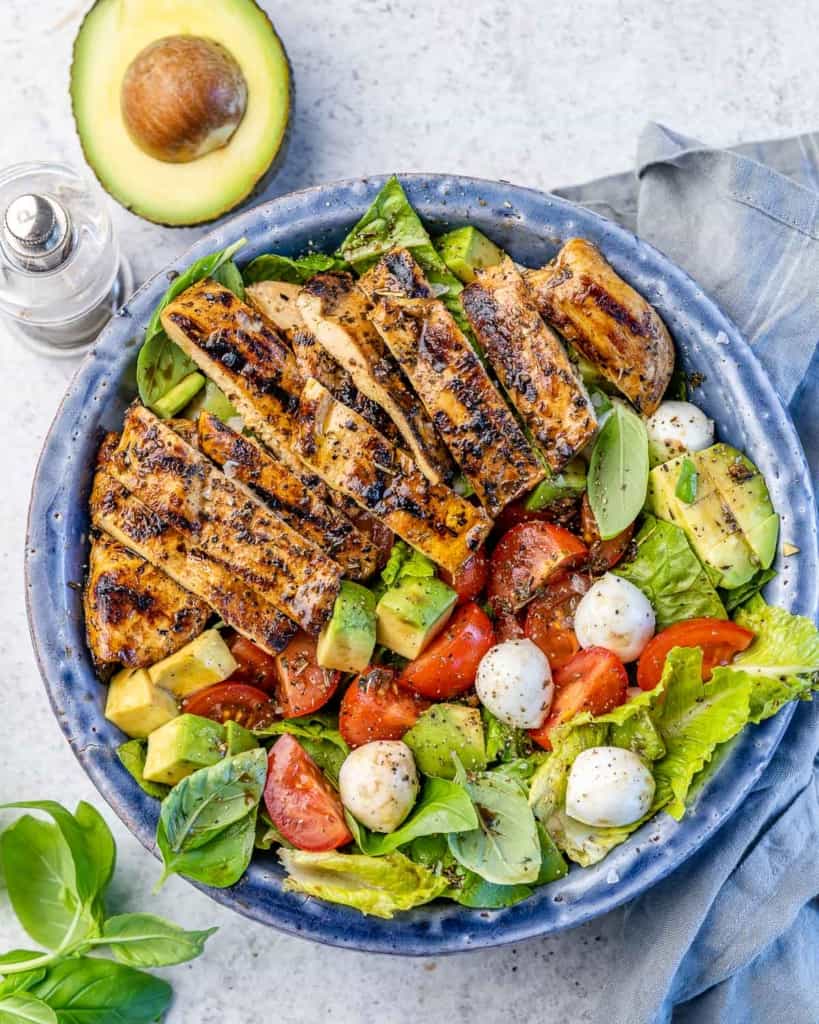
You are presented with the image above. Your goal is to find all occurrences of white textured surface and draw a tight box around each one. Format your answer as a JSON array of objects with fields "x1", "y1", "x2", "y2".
[{"x1": 1, "y1": 1, "x2": 818, "y2": 1020}]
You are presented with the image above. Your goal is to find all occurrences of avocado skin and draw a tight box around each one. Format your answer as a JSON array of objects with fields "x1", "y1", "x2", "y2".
[
  {"x1": 404, "y1": 704, "x2": 487, "y2": 779},
  {"x1": 317, "y1": 581, "x2": 376, "y2": 673},
  {"x1": 69, "y1": 0, "x2": 293, "y2": 227},
  {"x1": 143, "y1": 713, "x2": 226, "y2": 785},
  {"x1": 435, "y1": 226, "x2": 504, "y2": 283}
]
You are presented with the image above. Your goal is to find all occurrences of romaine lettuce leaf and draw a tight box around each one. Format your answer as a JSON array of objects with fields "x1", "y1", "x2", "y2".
[
  {"x1": 242, "y1": 251, "x2": 349, "y2": 285},
  {"x1": 279, "y1": 850, "x2": 448, "y2": 919},
  {"x1": 615, "y1": 515, "x2": 726, "y2": 628}
]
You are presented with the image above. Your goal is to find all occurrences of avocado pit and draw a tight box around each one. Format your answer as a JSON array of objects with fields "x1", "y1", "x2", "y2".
[{"x1": 121, "y1": 35, "x2": 248, "y2": 163}]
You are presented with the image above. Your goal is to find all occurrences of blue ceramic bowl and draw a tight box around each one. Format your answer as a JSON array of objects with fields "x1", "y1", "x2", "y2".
[{"x1": 26, "y1": 175, "x2": 818, "y2": 954}]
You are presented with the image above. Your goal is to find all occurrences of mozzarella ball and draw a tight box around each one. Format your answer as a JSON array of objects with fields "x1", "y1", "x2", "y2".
[
  {"x1": 645, "y1": 401, "x2": 714, "y2": 464},
  {"x1": 475, "y1": 639, "x2": 553, "y2": 728},
  {"x1": 574, "y1": 574, "x2": 655, "y2": 662},
  {"x1": 566, "y1": 746, "x2": 655, "y2": 827},
  {"x1": 338, "y1": 740, "x2": 419, "y2": 833}
]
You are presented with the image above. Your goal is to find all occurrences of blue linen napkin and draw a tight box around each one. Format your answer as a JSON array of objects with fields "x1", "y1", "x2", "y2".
[{"x1": 553, "y1": 124, "x2": 819, "y2": 1024}]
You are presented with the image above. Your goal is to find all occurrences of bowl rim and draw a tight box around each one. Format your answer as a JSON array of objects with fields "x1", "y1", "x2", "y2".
[{"x1": 25, "y1": 172, "x2": 818, "y2": 954}]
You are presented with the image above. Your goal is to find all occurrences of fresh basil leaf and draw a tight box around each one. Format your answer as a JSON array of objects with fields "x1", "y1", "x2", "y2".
[
  {"x1": 298, "y1": 738, "x2": 346, "y2": 788},
  {"x1": 587, "y1": 400, "x2": 649, "y2": 539},
  {"x1": 0, "y1": 818, "x2": 84, "y2": 950},
  {"x1": 156, "y1": 813, "x2": 257, "y2": 890},
  {"x1": 254, "y1": 713, "x2": 348, "y2": 753},
  {"x1": 535, "y1": 822, "x2": 568, "y2": 885},
  {"x1": 0, "y1": 991, "x2": 57, "y2": 1023},
  {"x1": 0, "y1": 964, "x2": 47, "y2": 997},
  {"x1": 254, "y1": 812, "x2": 293, "y2": 851},
  {"x1": 448, "y1": 768, "x2": 541, "y2": 886},
  {"x1": 116, "y1": 741, "x2": 170, "y2": 801},
  {"x1": 101, "y1": 913, "x2": 217, "y2": 968},
  {"x1": 614, "y1": 514, "x2": 727, "y2": 628},
  {"x1": 242, "y1": 252, "x2": 349, "y2": 285},
  {"x1": 159, "y1": 749, "x2": 267, "y2": 854},
  {"x1": 30, "y1": 958, "x2": 171, "y2": 1024},
  {"x1": 720, "y1": 568, "x2": 777, "y2": 613},
  {"x1": 451, "y1": 874, "x2": 532, "y2": 909},
  {"x1": 347, "y1": 778, "x2": 478, "y2": 856},
  {"x1": 211, "y1": 260, "x2": 244, "y2": 300},
  {"x1": 675, "y1": 457, "x2": 698, "y2": 503}
]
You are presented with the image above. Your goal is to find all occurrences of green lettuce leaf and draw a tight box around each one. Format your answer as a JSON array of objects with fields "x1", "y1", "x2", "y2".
[
  {"x1": 482, "y1": 707, "x2": 534, "y2": 763},
  {"x1": 279, "y1": 849, "x2": 448, "y2": 919},
  {"x1": 242, "y1": 252, "x2": 349, "y2": 285},
  {"x1": 615, "y1": 514, "x2": 727, "y2": 627}
]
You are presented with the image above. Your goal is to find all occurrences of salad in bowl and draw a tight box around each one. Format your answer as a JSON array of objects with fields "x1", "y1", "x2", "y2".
[{"x1": 82, "y1": 176, "x2": 819, "y2": 919}]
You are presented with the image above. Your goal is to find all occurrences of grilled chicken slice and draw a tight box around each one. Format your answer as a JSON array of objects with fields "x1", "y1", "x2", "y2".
[
  {"x1": 160, "y1": 279, "x2": 308, "y2": 478},
  {"x1": 196, "y1": 410, "x2": 379, "y2": 580},
  {"x1": 361, "y1": 249, "x2": 545, "y2": 517},
  {"x1": 297, "y1": 272, "x2": 454, "y2": 484},
  {"x1": 245, "y1": 281, "x2": 304, "y2": 339},
  {"x1": 90, "y1": 436, "x2": 296, "y2": 655},
  {"x1": 462, "y1": 257, "x2": 597, "y2": 470},
  {"x1": 84, "y1": 530, "x2": 209, "y2": 672},
  {"x1": 524, "y1": 238, "x2": 674, "y2": 415},
  {"x1": 295, "y1": 378, "x2": 491, "y2": 574},
  {"x1": 108, "y1": 405, "x2": 341, "y2": 634}
]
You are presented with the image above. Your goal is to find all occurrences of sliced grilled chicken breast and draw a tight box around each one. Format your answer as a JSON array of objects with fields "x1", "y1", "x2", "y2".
[
  {"x1": 197, "y1": 410, "x2": 379, "y2": 580},
  {"x1": 462, "y1": 257, "x2": 597, "y2": 470},
  {"x1": 297, "y1": 272, "x2": 454, "y2": 484},
  {"x1": 245, "y1": 281, "x2": 304, "y2": 338},
  {"x1": 295, "y1": 378, "x2": 491, "y2": 574},
  {"x1": 361, "y1": 249, "x2": 545, "y2": 516},
  {"x1": 108, "y1": 405, "x2": 341, "y2": 634},
  {"x1": 90, "y1": 437, "x2": 296, "y2": 655},
  {"x1": 84, "y1": 530, "x2": 209, "y2": 672},
  {"x1": 524, "y1": 238, "x2": 674, "y2": 415}
]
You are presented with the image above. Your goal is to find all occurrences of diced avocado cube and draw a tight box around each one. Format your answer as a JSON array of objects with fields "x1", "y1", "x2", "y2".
[
  {"x1": 225, "y1": 720, "x2": 258, "y2": 756},
  {"x1": 435, "y1": 226, "x2": 503, "y2": 283},
  {"x1": 376, "y1": 577, "x2": 457, "y2": 660},
  {"x1": 147, "y1": 628, "x2": 238, "y2": 698},
  {"x1": 647, "y1": 455, "x2": 758, "y2": 589},
  {"x1": 694, "y1": 444, "x2": 779, "y2": 570},
  {"x1": 524, "y1": 457, "x2": 587, "y2": 511},
  {"x1": 143, "y1": 713, "x2": 226, "y2": 785},
  {"x1": 317, "y1": 581, "x2": 377, "y2": 673},
  {"x1": 153, "y1": 371, "x2": 206, "y2": 419},
  {"x1": 404, "y1": 704, "x2": 487, "y2": 779},
  {"x1": 105, "y1": 668, "x2": 178, "y2": 739},
  {"x1": 182, "y1": 380, "x2": 237, "y2": 423}
]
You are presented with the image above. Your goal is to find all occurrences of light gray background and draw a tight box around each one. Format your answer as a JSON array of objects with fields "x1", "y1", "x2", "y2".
[{"x1": 1, "y1": 1, "x2": 818, "y2": 1020}]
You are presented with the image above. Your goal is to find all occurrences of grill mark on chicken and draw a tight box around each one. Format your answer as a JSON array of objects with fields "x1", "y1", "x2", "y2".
[
  {"x1": 197, "y1": 410, "x2": 379, "y2": 579},
  {"x1": 297, "y1": 272, "x2": 454, "y2": 484},
  {"x1": 90, "y1": 437, "x2": 296, "y2": 654},
  {"x1": 108, "y1": 404, "x2": 340, "y2": 634},
  {"x1": 462, "y1": 257, "x2": 597, "y2": 470},
  {"x1": 361, "y1": 249, "x2": 545, "y2": 516},
  {"x1": 295, "y1": 378, "x2": 491, "y2": 574},
  {"x1": 524, "y1": 239, "x2": 674, "y2": 415}
]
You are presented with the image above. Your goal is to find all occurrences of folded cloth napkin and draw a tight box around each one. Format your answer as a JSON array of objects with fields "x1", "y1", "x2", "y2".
[{"x1": 552, "y1": 124, "x2": 819, "y2": 1024}]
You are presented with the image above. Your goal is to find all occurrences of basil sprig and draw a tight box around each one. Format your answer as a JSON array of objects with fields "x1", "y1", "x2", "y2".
[{"x1": 587, "y1": 400, "x2": 650, "y2": 539}]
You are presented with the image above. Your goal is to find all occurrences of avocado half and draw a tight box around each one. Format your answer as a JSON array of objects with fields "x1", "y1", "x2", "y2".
[{"x1": 70, "y1": 0, "x2": 291, "y2": 226}]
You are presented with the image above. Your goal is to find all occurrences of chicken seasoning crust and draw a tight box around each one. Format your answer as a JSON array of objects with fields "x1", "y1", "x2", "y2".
[{"x1": 84, "y1": 178, "x2": 817, "y2": 923}]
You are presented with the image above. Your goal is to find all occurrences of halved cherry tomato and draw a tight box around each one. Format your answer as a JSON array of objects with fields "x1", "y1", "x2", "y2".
[
  {"x1": 275, "y1": 632, "x2": 341, "y2": 718},
  {"x1": 488, "y1": 522, "x2": 588, "y2": 613},
  {"x1": 184, "y1": 682, "x2": 276, "y2": 729},
  {"x1": 493, "y1": 499, "x2": 578, "y2": 536},
  {"x1": 580, "y1": 492, "x2": 636, "y2": 572},
  {"x1": 529, "y1": 647, "x2": 628, "y2": 750},
  {"x1": 524, "y1": 573, "x2": 591, "y2": 670},
  {"x1": 339, "y1": 667, "x2": 430, "y2": 748},
  {"x1": 264, "y1": 734, "x2": 352, "y2": 851},
  {"x1": 441, "y1": 549, "x2": 489, "y2": 605},
  {"x1": 636, "y1": 618, "x2": 755, "y2": 691},
  {"x1": 495, "y1": 610, "x2": 525, "y2": 643},
  {"x1": 226, "y1": 634, "x2": 279, "y2": 693},
  {"x1": 399, "y1": 602, "x2": 495, "y2": 699}
]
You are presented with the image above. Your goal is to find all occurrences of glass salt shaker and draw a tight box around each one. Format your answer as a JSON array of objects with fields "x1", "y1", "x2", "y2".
[{"x1": 0, "y1": 161, "x2": 132, "y2": 356}]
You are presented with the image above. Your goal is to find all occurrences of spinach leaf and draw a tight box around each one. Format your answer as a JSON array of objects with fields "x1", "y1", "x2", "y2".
[
  {"x1": 156, "y1": 813, "x2": 257, "y2": 890},
  {"x1": 0, "y1": 992, "x2": 57, "y2": 1023},
  {"x1": 721, "y1": 567, "x2": 777, "y2": 613},
  {"x1": 243, "y1": 252, "x2": 349, "y2": 285},
  {"x1": 452, "y1": 874, "x2": 532, "y2": 909},
  {"x1": 211, "y1": 260, "x2": 245, "y2": 300},
  {"x1": 180, "y1": 380, "x2": 238, "y2": 423},
  {"x1": 159, "y1": 749, "x2": 267, "y2": 854},
  {"x1": 675, "y1": 457, "x2": 698, "y2": 503},
  {"x1": 346, "y1": 778, "x2": 477, "y2": 856},
  {"x1": 535, "y1": 822, "x2": 569, "y2": 885},
  {"x1": 30, "y1": 958, "x2": 171, "y2": 1024},
  {"x1": 0, "y1": 964, "x2": 47, "y2": 997},
  {"x1": 614, "y1": 514, "x2": 727, "y2": 628},
  {"x1": 587, "y1": 400, "x2": 649, "y2": 539},
  {"x1": 116, "y1": 741, "x2": 169, "y2": 800},
  {"x1": 447, "y1": 765, "x2": 541, "y2": 886},
  {"x1": 100, "y1": 914, "x2": 217, "y2": 968},
  {"x1": 254, "y1": 712, "x2": 348, "y2": 753},
  {"x1": 298, "y1": 738, "x2": 346, "y2": 787},
  {"x1": 137, "y1": 239, "x2": 246, "y2": 410}
]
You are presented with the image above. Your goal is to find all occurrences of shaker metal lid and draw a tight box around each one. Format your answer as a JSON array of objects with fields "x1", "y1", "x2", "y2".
[{"x1": 2, "y1": 193, "x2": 72, "y2": 271}]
